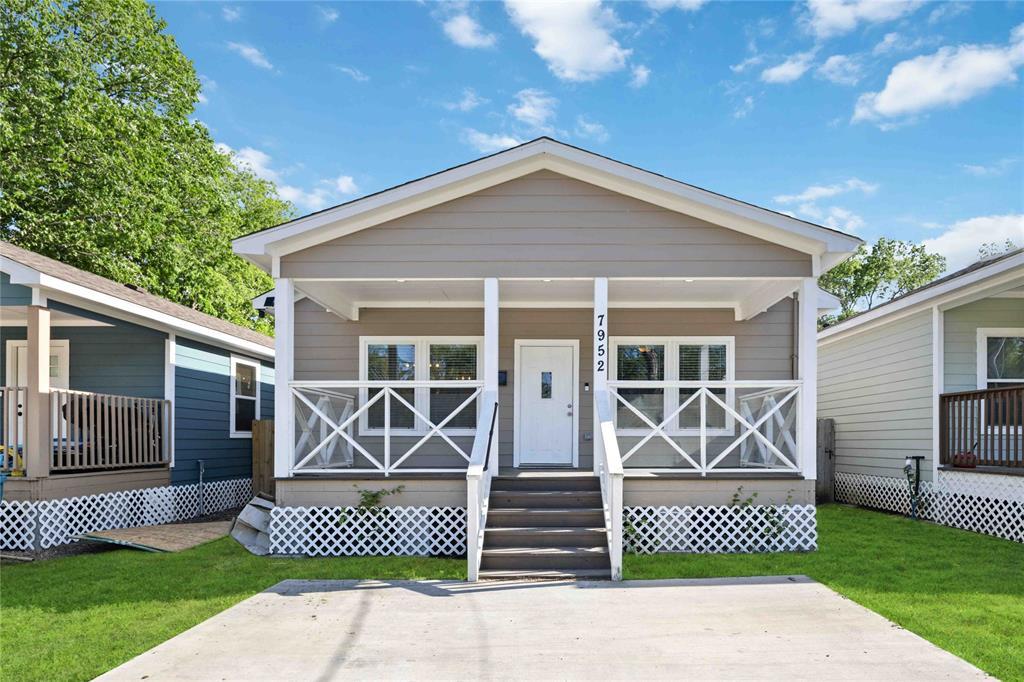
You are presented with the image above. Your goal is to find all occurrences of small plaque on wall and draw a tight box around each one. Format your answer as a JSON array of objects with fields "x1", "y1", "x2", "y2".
[{"x1": 498, "y1": 370, "x2": 508, "y2": 386}]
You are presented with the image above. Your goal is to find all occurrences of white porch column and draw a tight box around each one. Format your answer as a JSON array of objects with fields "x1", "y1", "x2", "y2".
[
  {"x1": 798, "y1": 277, "x2": 817, "y2": 481},
  {"x1": 274, "y1": 278, "x2": 295, "y2": 481},
  {"x1": 25, "y1": 304, "x2": 51, "y2": 479},
  {"x1": 593, "y1": 277, "x2": 609, "y2": 474},
  {"x1": 483, "y1": 278, "x2": 499, "y2": 394}
]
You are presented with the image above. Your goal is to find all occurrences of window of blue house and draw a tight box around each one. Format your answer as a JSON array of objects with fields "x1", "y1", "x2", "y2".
[{"x1": 231, "y1": 356, "x2": 261, "y2": 437}]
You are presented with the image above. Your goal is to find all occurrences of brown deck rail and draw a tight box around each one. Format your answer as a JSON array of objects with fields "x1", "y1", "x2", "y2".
[
  {"x1": 939, "y1": 386, "x2": 1022, "y2": 468},
  {"x1": 50, "y1": 389, "x2": 172, "y2": 471}
]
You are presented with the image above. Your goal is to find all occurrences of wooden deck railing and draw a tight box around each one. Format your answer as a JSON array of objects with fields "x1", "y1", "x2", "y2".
[
  {"x1": 50, "y1": 389, "x2": 172, "y2": 471},
  {"x1": 1, "y1": 386, "x2": 26, "y2": 471},
  {"x1": 940, "y1": 386, "x2": 1023, "y2": 468}
]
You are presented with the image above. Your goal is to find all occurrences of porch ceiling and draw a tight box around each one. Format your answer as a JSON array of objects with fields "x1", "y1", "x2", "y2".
[{"x1": 294, "y1": 277, "x2": 801, "y2": 321}]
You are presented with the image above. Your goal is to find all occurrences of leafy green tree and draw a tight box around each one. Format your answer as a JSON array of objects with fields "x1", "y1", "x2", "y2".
[
  {"x1": 0, "y1": 0, "x2": 292, "y2": 334},
  {"x1": 819, "y1": 237, "x2": 946, "y2": 326}
]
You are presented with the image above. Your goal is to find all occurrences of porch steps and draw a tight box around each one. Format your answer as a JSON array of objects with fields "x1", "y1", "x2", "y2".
[{"x1": 480, "y1": 474, "x2": 610, "y2": 580}]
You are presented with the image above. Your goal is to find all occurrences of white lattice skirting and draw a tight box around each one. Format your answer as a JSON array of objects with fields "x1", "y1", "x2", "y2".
[
  {"x1": 624, "y1": 505, "x2": 818, "y2": 554},
  {"x1": 835, "y1": 471, "x2": 1024, "y2": 543},
  {"x1": 269, "y1": 506, "x2": 466, "y2": 557},
  {"x1": 0, "y1": 478, "x2": 253, "y2": 550}
]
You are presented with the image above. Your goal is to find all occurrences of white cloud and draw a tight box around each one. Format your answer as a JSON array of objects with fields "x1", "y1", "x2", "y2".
[
  {"x1": 226, "y1": 42, "x2": 273, "y2": 70},
  {"x1": 871, "y1": 31, "x2": 933, "y2": 55},
  {"x1": 774, "y1": 178, "x2": 878, "y2": 204},
  {"x1": 733, "y1": 96, "x2": 755, "y2": 119},
  {"x1": 444, "y1": 87, "x2": 489, "y2": 112},
  {"x1": 801, "y1": 0, "x2": 922, "y2": 39},
  {"x1": 222, "y1": 6, "x2": 242, "y2": 22},
  {"x1": 574, "y1": 115, "x2": 609, "y2": 143},
  {"x1": 630, "y1": 64, "x2": 651, "y2": 88},
  {"x1": 508, "y1": 88, "x2": 558, "y2": 131},
  {"x1": 334, "y1": 66, "x2": 369, "y2": 82},
  {"x1": 921, "y1": 214, "x2": 1024, "y2": 272},
  {"x1": 197, "y1": 75, "x2": 216, "y2": 104},
  {"x1": 730, "y1": 55, "x2": 764, "y2": 74},
  {"x1": 645, "y1": 0, "x2": 708, "y2": 10},
  {"x1": 854, "y1": 24, "x2": 1024, "y2": 125},
  {"x1": 462, "y1": 128, "x2": 523, "y2": 154},
  {"x1": 216, "y1": 143, "x2": 359, "y2": 212},
  {"x1": 443, "y1": 13, "x2": 497, "y2": 48},
  {"x1": 928, "y1": 1, "x2": 969, "y2": 24},
  {"x1": 317, "y1": 5, "x2": 340, "y2": 23},
  {"x1": 960, "y1": 157, "x2": 1019, "y2": 177},
  {"x1": 505, "y1": 0, "x2": 631, "y2": 82},
  {"x1": 817, "y1": 54, "x2": 863, "y2": 85},
  {"x1": 790, "y1": 202, "x2": 865, "y2": 232},
  {"x1": 761, "y1": 50, "x2": 816, "y2": 84}
]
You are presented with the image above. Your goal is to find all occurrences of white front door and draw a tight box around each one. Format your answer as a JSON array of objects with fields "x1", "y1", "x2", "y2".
[
  {"x1": 516, "y1": 342, "x2": 577, "y2": 466},
  {"x1": 5, "y1": 340, "x2": 70, "y2": 446}
]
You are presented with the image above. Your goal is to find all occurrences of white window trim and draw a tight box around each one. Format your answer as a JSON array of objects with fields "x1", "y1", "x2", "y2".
[
  {"x1": 976, "y1": 327, "x2": 1024, "y2": 389},
  {"x1": 229, "y1": 355, "x2": 261, "y2": 439},
  {"x1": 610, "y1": 336, "x2": 736, "y2": 437},
  {"x1": 358, "y1": 336, "x2": 483, "y2": 437}
]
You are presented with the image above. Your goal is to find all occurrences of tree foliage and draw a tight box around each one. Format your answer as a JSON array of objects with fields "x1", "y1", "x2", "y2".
[
  {"x1": 0, "y1": 0, "x2": 292, "y2": 334},
  {"x1": 819, "y1": 237, "x2": 946, "y2": 326}
]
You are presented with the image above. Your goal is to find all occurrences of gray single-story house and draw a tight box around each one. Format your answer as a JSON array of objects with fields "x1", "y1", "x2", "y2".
[
  {"x1": 819, "y1": 248, "x2": 1023, "y2": 541},
  {"x1": 234, "y1": 138, "x2": 861, "y2": 578},
  {"x1": 0, "y1": 241, "x2": 275, "y2": 501}
]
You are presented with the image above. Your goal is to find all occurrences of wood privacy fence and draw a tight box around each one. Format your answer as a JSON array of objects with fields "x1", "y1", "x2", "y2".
[
  {"x1": 940, "y1": 386, "x2": 1023, "y2": 468},
  {"x1": 252, "y1": 419, "x2": 275, "y2": 498},
  {"x1": 816, "y1": 418, "x2": 835, "y2": 502}
]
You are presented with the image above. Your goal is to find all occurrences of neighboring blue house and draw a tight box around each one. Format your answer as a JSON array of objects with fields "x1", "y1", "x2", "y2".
[{"x1": 0, "y1": 241, "x2": 274, "y2": 501}]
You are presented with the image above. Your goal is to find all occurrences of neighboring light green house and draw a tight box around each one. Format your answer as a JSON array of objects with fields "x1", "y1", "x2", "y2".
[{"x1": 818, "y1": 248, "x2": 1023, "y2": 542}]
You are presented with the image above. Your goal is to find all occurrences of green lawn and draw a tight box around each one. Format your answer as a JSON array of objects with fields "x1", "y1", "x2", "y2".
[
  {"x1": 2, "y1": 505, "x2": 1021, "y2": 682},
  {"x1": 0, "y1": 543, "x2": 464, "y2": 682},
  {"x1": 626, "y1": 504, "x2": 1024, "y2": 681}
]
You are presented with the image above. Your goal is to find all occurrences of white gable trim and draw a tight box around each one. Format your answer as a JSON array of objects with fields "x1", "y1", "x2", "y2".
[{"x1": 233, "y1": 139, "x2": 862, "y2": 270}]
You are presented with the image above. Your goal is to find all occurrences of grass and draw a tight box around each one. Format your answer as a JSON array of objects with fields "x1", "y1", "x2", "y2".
[
  {"x1": 1, "y1": 505, "x2": 1021, "y2": 681},
  {"x1": 0, "y1": 542, "x2": 464, "y2": 681},
  {"x1": 626, "y1": 504, "x2": 1024, "y2": 681}
]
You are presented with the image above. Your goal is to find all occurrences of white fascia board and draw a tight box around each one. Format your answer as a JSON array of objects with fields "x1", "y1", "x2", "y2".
[
  {"x1": 819, "y1": 253, "x2": 1024, "y2": 344},
  {"x1": 735, "y1": 280, "x2": 801, "y2": 321},
  {"x1": 233, "y1": 140, "x2": 862, "y2": 268},
  {"x1": 2, "y1": 258, "x2": 274, "y2": 359},
  {"x1": 817, "y1": 288, "x2": 841, "y2": 314}
]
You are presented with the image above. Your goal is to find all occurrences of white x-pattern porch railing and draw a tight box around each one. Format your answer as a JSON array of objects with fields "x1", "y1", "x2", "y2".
[
  {"x1": 291, "y1": 380, "x2": 483, "y2": 476},
  {"x1": 607, "y1": 380, "x2": 802, "y2": 475}
]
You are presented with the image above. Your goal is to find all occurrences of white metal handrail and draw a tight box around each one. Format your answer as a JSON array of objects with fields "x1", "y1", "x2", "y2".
[
  {"x1": 595, "y1": 390, "x2": 623, "y2": 581},
  {"x1": 466, "y1": 390, "x2": 499, "y2": 582},
  {"x1": 606, "y1": 380, "x2": 802, "y2": 475},
  {"x1": 290, "y1": 380, "x2": 484, "y2": 476}
]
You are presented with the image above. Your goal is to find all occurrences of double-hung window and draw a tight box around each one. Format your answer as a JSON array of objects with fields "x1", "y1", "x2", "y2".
[
  {"x1": 359, "y1": 337, "x2": 482, "y2": 436},
  {"x1": 977, "y1": 328, "x2": 1024, "y2": 428},
  {"x1": 612, "y1": 337, "x2": 734, "y2": 436},
  {"x1": 230, "y1": 356, "x2": 261, "y2": 438}
]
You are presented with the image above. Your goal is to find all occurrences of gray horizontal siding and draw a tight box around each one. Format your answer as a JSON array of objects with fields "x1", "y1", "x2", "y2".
[
  {"x1": 944, "y1": 297, "x2": 1024, "y2": 393},
  {"x1": 173, "y1": 338, "x2": 274, "y2": 485},
  {"x1": 0, "y1": 272, "x2": 32, "y2": 306},
  {"x1": 818, "y1": 310, "x2": 934, "y2": 480},
  {"x1": 281, "y1": 170, "x2": 812, "y2": 279},
  {"x1": 294, "y1": 299, "x2": 795, "y2": 471}
]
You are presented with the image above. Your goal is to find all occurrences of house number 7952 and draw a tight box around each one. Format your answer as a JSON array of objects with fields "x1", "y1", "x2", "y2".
[{"x1": 595, "y1": 313, "x2": 607, "y2": 376}]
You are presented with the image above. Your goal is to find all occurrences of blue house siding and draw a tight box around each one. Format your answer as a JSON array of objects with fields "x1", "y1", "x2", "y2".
[
  {"x1": 173, "y1": 337, "x2": 274, "y2": 485},
  {"x1": 0, "y1": 272, "x2": 33, "y2": 306}
]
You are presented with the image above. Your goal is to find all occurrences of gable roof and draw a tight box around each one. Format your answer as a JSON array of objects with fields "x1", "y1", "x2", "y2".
[
  {"x1": 233, "y1": 137, "x2": 863, "y2": 273},
  {"x1": 0, "y1": 241, "x2": 274, "y2": 356},
  {"x1": 819, "y1": 247, "x2": 1024, "y2": 342}
]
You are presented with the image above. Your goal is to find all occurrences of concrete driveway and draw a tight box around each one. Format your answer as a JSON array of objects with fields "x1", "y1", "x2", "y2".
[{"x1": 99, "y1": 576, "x2": 985, "y2": 681}]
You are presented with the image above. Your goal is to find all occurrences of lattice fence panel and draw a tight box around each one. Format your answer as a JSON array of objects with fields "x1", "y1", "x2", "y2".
[
  {"x1": 623, "y1": 505, "x2": 817, "y2": 554},
  {"x1": 835, "y1": 471, "x2": 1023, "y2": 543},
  {"x1": 0, "y1": 500, "x2": 38, "y2": 550},
  {"x1": 269, "y1": 506, "x2": 466, "y2": 557},
  {"x1": 1, "y1": 477, "x2": 253, "y2": 550}
]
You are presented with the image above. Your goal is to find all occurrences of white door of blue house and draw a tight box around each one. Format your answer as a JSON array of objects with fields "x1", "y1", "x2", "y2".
[
  {"x1": 515, "y1": 341, "x2": 577, "y2": 466},
  {"x1": 5, "y1": 340, "x2": 70, "y2": 447}
]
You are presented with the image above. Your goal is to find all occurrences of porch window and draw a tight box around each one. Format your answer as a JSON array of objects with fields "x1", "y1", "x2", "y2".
[
  {"x1": 230, "y1": 356, "x2": 260, "y2": 438},
  {"x1": 360, "y1": 337, "x2": 482, "y2": 435},
  {"x1": 611, "y1": 337, "x2": 735, "y2": 435},
  {"x1": 978, "y1": 330, "x2": 1024, "y2": 427}
]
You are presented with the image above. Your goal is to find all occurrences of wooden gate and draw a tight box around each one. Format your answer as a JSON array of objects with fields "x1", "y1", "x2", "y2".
[
  {"x1": 816, "y1": 418, "x2": 835, "y2": 502},
  {"x1": 252, "y1": 419, "x2": 275, "y2": 499}
]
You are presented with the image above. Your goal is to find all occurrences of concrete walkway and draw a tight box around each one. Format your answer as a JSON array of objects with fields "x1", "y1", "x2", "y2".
[{"x1": 99, "y1": 576, "x2": 986, "y2": 681}]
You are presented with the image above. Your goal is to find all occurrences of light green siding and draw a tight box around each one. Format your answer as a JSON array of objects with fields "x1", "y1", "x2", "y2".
[
  {"x1": 944, "y1": 297, "x2": 1024, "y2": 393},
  {"x1": 818, "y1": 310, "x2": 935, "y2": 480}
]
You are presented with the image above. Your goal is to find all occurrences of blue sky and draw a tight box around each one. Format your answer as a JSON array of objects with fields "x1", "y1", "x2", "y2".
[{"x1": 156, "y1": 0, "x2": 1024, "y2": 272}]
